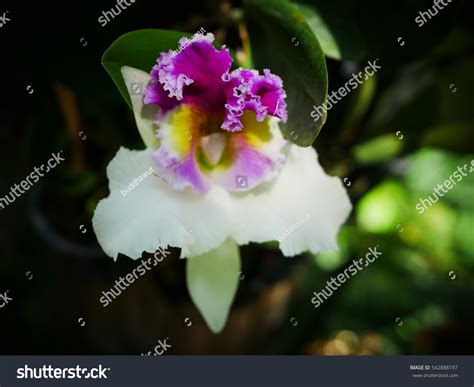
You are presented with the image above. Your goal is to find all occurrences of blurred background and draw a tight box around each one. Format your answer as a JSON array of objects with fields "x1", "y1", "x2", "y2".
[{"x1": 0, "y1": 0, "x2": 473, "y2": 354}]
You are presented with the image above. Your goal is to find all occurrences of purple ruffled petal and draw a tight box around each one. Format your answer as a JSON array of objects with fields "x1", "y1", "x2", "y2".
[
  {"x1": 143, "y1": 74, "x2": 180, "y2": 117},
  {"x1": 221, "y1": 68, "x2": 287, "y2": 132},
  {"x1": 144, "y1": 33, "x2": 232, "y2": 118},
  {"x1": 252, "y1": 69, "x2": 288, "y2": 123},
  {"x1": 221, "y1": 70, "x2": 250, "y2": 132}
]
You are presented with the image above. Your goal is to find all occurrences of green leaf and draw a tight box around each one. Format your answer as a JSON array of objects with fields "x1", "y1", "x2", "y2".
[
  {"x1": 294, "y1": 2, "x2": 365, "y2": 61},
  {"x1": 102, "y1": 29, "x2": 189, "y2": 109},
  {"x1": 245, "y1": 0, "x2": 328, "y2": 147},
  {"x1": 186, "y1": 239, "x2": 241, "y2": 333},
  {"x1": 295, "y1": 3, "x2": 340, "y2": 59}
]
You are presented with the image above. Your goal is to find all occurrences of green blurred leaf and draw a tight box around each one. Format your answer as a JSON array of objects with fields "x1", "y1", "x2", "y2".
[
  {"x1": 341, "y1": 74, "x2": 377, "y2": 131},
  {"x1": 245, "y1": 0, "x2": 328, "y2": 146},
  {"x1": 422, "y1": 123, "x2": 474, "y2": 154},
  {"x1": 186, "y1": 239, "x2": 240, "y2": 333},
  {"x1": 405, "y1": 148, "x2": 474, "y2": 210},
  {"x1": 102, "y1": 29, "x2": 188, "y2": 109},
  {"x1": 356, "y1": 180, "x2": 409, "y2": 234},
  {"x1": 414, "y1": 203, "x2": 456, "y2": 262},
  {"x1": 353, "y1": 134, "x2": 403, "y2": 165},
  {"x1": 455, "y1": 211, "x2": 474, "y2": 260}
]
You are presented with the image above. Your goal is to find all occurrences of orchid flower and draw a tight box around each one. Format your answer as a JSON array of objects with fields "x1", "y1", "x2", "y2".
[{"x1": 92, "y1": 33, "x2": 351, "y2": 332}]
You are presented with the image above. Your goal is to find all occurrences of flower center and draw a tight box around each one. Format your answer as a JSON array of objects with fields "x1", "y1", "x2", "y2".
[{"x1": 144, "y1": 33, "x2": 289, "y2": 193}]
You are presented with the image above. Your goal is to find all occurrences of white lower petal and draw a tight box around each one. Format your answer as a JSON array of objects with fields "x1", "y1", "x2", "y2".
[
  {"x1": 92, "y1": 147, "x2": 233, "y2": 260},
  {"x1": 231, "y1": 145, "x2": 352, "y2": 256}
]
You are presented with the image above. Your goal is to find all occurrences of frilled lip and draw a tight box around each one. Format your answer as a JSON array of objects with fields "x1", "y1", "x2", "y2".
[
  {"x1": 144, "y1": 33, "x2": 287, "y2": 130},
  {"x1": 137, "y1": 33, "x2": 289, "y2": 194}
]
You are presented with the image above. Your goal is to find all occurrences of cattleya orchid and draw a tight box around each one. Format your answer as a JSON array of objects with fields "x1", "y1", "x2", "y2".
[{"x1": 92, "y1": 33, "x2": 351, "y2": 332}]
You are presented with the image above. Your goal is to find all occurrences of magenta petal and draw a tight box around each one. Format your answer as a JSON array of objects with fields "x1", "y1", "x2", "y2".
[
  {"x1": 221, "y1": 71, "x2": 251, "y2": 132},
  {"x1": 221, "y1": 68, "x2": 287, "y2": 132},
  {"x1": 144, "y1": 74, "x2": 180, "y2": 116},
  {"x1": 171, "y1": 35, "x2": 231, "y2": 97},
  {"x1": 145, "y1": 33, "x2": 232, "y2": 117},
  {"x1": 251, "y1": 69, "x2": 288, "y2": 123}
]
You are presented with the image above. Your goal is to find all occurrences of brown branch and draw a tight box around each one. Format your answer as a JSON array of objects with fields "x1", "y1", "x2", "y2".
[{"x1": 53, "y1": 82, "x2": 85, "y2": 171}]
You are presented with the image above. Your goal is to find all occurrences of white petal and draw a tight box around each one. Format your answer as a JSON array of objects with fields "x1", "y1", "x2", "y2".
[
  {"x1": 121, "y1": 66, "x2": 159, "y2": 148},
  {"x1": 231, "y1": 145, "x2": 352, "y2": 256},
  {"x1": 92, "y1": 147, "x2": 233, "y2": 260}
]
